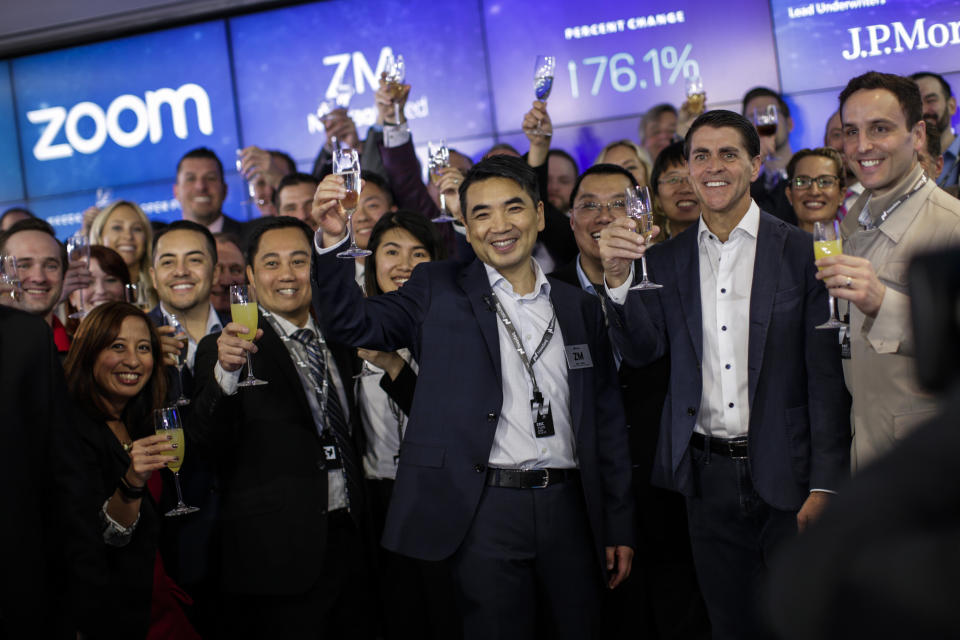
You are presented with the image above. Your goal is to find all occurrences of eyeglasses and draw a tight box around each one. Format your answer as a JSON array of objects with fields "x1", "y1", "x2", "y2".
[
  {"x1": 791, "y1": 175, "x2": 840, "y2": 190},
  {"x1": 658, "y1": 175, "x2": 690, "y2": 187},
  {"x1": 574, "y1": 200, "x2": 626, "y2": 214}
]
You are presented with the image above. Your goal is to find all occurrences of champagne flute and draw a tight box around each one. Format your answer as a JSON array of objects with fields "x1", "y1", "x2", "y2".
[
  {"x1": 685, "y1": 74, "x2": 706, "y2": 115},
  {"x1": 95, "y1": 187, "x2": 113, "y2": 209},
  {"x1": 531, "y1": 55, "x2": 556, "y2": 137},
  {"x1": 154, "y1": 406, "x2": 199, "y2": 516},
  {"x1": 626, "y1": 185, "x2": 662, "y2": 291},
  {"x1": 235, "y1": 149, "x2": 259, "y2": 206},
  {"x1": 67, "y1": 234, "x2": 90, "y2": 319},
  {"x1": 322, "y1": 83, "x2": 356, "y2": 151},
  {"x1": 383, "y1": 53, "x2": 406, "y2": 125},
  {"x1": 427, "y1": 140, "x2": 456, "y2": 223},
  {"x1": 0, "y1": 255, "x2": 22, "y2": 306},
  {"x1": 230, "y1": 284, "x2": 268, "y2": 387},
  {"x1": 125, "y1": 283, "x2": 150, "y2": 311},
  {"x1": 813, "y1": 220, "x2": 847, "y2": 329},
  {"x1": 166, "y1": 313, "x2": 191, "y2": 406},
  {"x1": 333, "y1": 148, "x2": 371, "y2": 258}
]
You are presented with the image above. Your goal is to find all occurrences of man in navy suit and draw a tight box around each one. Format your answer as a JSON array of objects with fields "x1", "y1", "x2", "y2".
[
  {"x1": 599, "y1": 110, "x2": 850, "y2": 639},
  {"x1": 310, "y1": 156, "x2": 634, "y2": 639}
]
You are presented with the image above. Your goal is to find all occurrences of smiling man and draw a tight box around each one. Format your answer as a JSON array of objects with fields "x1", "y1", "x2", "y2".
[
  {"x1": 310, "y1": 155, "x2": 634, "y2": 639},
  {"x1": 819, "y1": 72, "x2": 960, "y2": 470},
  {"x1": 909, "y1": 71, "x2": 958, "y2": 187},
  {"x1": 174, "y1": 147, "x2": 244, "y2": 236},
  {"x1": 599, "y1": 109, "x2": 850, "y2": 639}
]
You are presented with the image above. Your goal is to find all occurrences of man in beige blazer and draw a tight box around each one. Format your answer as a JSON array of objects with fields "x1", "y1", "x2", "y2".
[{"x1": 816, "y1": 71, "x2": 960, "y2": 471}]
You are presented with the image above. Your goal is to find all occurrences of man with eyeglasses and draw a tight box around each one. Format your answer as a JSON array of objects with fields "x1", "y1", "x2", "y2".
[
  {"x1": 550, "y1": 163, "x2": 709, "y2": 638},
  {"x1": 818, "y1": 72, "x2": 960, "y2": 470},
  {"x1": 784, "y1": 148, "x2": 847, "y2": 233}
]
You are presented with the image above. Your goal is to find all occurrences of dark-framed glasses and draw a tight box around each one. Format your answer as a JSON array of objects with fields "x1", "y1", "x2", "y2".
[
  {"x1": 791, "y1": 175, "x2": 840, "y2": 190},
  {"x1": 575, "y1": 200, "x2": 626, "y2": 214}
]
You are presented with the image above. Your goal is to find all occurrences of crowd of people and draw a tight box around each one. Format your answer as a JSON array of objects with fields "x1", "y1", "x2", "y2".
[{"x1": 1, "y1": 65, "x2": 959, "y2": 640}]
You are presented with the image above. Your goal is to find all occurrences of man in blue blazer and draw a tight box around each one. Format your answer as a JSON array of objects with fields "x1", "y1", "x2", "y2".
[
  {"x1": 599, "y1": 110, "x2": 850, "y2": 639},
  {"x1": 310, "y1": 156, "x2": 634, "y2": 639}
]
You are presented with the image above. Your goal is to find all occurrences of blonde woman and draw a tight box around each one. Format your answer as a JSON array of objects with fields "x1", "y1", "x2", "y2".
[
  {"x1": 90, "y1": 201, "x2": 157, "y2": 307},
  {"x1": 594, "y1": 139, "x2": 651, "y2": 189}
]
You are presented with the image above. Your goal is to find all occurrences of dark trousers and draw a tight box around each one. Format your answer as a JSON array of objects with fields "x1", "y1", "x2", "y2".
[
  {"x1": 450, "y1": 477, "x2": 602, "y2": 640},
  {"x1": 367, "y1": 478, "x2": 462, "y2": 640},
  {"x1": 685, "y1": 442, "x2": 798, "y2": 640},
  {"x1": 219, "y1": 510, "x2": 373, "y2": 639}
]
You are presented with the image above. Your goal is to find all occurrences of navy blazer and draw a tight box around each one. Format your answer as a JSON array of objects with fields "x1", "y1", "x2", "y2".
[
  {"x1": 607, "y1": 212, "x2": 850, "y2": 511},
  {"x1": 311, "y1": 252, "x2": 634, "y2": 570}
]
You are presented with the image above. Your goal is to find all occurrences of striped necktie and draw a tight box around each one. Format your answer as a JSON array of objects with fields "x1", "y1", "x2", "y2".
[{"x1": 291, "y1": 328, "x2": 362, "y2": 514}]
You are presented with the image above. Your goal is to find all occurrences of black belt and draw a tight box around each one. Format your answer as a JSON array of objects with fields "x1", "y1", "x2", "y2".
[
  {"x1": 486, "y1": 467, "x2": 578, "y2": 489},
  {"x1": 690, "y1": 432, "x2": 749, "y2": 459}
]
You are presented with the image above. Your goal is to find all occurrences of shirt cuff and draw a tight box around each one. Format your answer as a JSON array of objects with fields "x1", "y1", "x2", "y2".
[
  {"x1": 604, "y1": 263, "x2": 636, "y2": 305},
  {"x1": 313, "y1": 231, "x2": 350, "y2": 255},
  {"x1": 215, "y1": 361, "x2": 241, "y2": 396},
  {"x1": 383, "y1": 122, "x2": 411, "y2": 148},
  {"x1": 101, "y1": 499, "x2": 139, "y2": 547},
  {"x1": 810, "y1": 488, "x2": 837, "y2": 495}
]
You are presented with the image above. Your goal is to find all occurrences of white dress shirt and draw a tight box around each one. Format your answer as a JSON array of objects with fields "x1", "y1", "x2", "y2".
[
  {"x1": 484, "y1": 261, "x2": 577, "y2": 470},
  {"x1": 608, "y1": 202, "x2": 759, "y2": 439},
  {"x1": 358, "y1": 350, "x2": 416, "y2": 480},
  {"x1": 159, "y1": 302, "x2": 222, "y2": 372}
]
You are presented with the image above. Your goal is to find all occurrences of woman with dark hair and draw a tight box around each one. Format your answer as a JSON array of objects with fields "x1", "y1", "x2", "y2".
[
  {"x1": 358, "y1": 211, "x2": 459, "y2": 639},
  {"x1": 61, "y1": 302, "x2": 199, "y2": 639},
  {"x1": 650, "y1": 141, "x2": 700, "y2": 240},
  {"x1": 66, "y1": 245, "x2": 131, "y2": 334}
]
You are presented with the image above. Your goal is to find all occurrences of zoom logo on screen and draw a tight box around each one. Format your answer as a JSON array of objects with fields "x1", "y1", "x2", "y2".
[{"x1": 26, "y1": 83, "x2": 213, "y2": 161}]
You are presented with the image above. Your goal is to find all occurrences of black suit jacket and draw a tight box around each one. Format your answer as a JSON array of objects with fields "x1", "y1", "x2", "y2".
[
  {"x1": 190, "y1": 313, "x2": 362, "y2": 595},
  {"x1": 608, "y1": 213, "x2": 850, "y2": 510},
  {"x1": 311, "y1": 251, "x2": 634, "y2": 572},
  {"x1": 1, "y1": 307, "x2": 70, "y2": 638}
]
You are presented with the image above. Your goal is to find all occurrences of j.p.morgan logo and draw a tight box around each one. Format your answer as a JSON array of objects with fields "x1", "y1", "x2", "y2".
[
  {"x1": 842, "y1": 17, "x2": 960, "y2": 60},
  {"x1": 27, "y1": 83, "x2": 213, "y2": 161}
]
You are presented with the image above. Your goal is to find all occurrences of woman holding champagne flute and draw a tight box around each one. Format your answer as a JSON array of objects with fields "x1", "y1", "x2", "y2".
[{"x1": 61, "y1": 301, "x2": 199, "y2": 639}]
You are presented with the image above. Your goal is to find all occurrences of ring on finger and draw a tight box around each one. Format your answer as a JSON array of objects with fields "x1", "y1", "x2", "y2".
[{"x1": 845, "y1": 276, "x2": 853, "y2": 288}]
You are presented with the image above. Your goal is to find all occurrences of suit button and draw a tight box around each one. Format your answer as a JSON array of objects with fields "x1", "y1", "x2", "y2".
[
  {"x1": 316, "y1": 460, "x2": 326, "y2": 471},
  {"x1": 474, "y1": 464, "x2": 486, "y2": 473},
  {"x1": 687, "y1": 407, "x2": 696, "y2": 416},
  {"x1": 486, "y1": 412, "x2": 497, "y2": 422}
]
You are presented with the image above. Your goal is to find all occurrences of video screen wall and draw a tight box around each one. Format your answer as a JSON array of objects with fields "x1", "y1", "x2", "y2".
[{"x1": 1, "y1": 0, "x2": 957, "y2": 237}]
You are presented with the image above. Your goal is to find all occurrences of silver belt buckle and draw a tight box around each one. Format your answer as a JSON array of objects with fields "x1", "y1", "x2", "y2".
[
  {"x1": 533, "y1": 468, "x2": 550, "y2": 489},
  {"x1": 729, "y1": 440, "x2": 749, "y2": 460}
]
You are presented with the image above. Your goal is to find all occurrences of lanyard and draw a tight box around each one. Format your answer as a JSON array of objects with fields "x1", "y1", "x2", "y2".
[
  {"x1": 489, "y1": 291, "x2": 556, "y2": 404},
  {"x1": 859, "y1": 173, "x2": 927, "y2": 230},
  {"x1": 261, "y1": 309, "x2": 331, "y2": 417}
]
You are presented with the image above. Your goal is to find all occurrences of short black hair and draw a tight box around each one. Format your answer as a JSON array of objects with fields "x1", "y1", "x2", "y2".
[
  {"x1": 650, "y1": 141, "x2": 688, "y2": 198},
  {"x1": 742, "y1": 86, "x2": 791, "y2": 118},
  {"x1": 910, "y1": 71, "x2": 954, "y2": 99},
  {"x1": 268, "y1": 149, "x2": 297, "y2": 176},
  {"x1": 364, "y1": 210, "x2": 447, "y2": 296},
  {"x1": 0, "y1": 217, "x2": 68, "y2": 274},
  {"x1": 483, "y1": 143, "x2": 521, "y2": 159},
  {"x1": 685, "y1": 110, "x2": 761, "y2": 160},
  {"x1": 176, "y1": 147, "x2": 224, "y2": 180},
  {"x1": 548, "y1": 148, "x2": 579, "y2": 175},
  {"x1": 839, "y1": 71, "x2": 923, "y2": 129},
  {"x1": 361, "y1": 170, "x2": 395, "y2": 207},
  {"x1": 213, "y1": 231, "x2": 244, "y2": 257},
  {"x1": 568, "y1": 163, "x2": 638, "y2": 211},
  {"x1": 0, "y1": 206, "x2": 34, "y2": 227},
  {"x1": 458, "y1": 155, "x2": 540, "y2": 224},
  {"x1": 152, "y1": 219, "x2": 218, "y2": 264},
  {"x1": 245, "y1": 216, "x2": 313, "y2": 268},
  {"x1": 274, "y1": 172, "x2": 319, "y2": 207}
]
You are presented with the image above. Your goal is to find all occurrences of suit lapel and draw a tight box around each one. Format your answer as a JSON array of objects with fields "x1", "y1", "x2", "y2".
[
  {"x1": 459, "y1": 259, "x2": 502, "y2": 382},
  {"x1": 747, "y1": 215, "x2": 786, "y2": 409},
  {"x1": 549, "y1": 281, "x2": 585, "y2": 436},
  {"x1": 672, "y1": 229, "x2": 703, "y2": 364}
]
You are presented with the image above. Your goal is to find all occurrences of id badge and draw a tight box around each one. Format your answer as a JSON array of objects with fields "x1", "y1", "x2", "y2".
[
  {"x1": 532, "y1": 398, "x2": 555, "y2": 438},
  {"x1": 320, "y1": 434, "x2": 343, "y2": 470}
]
